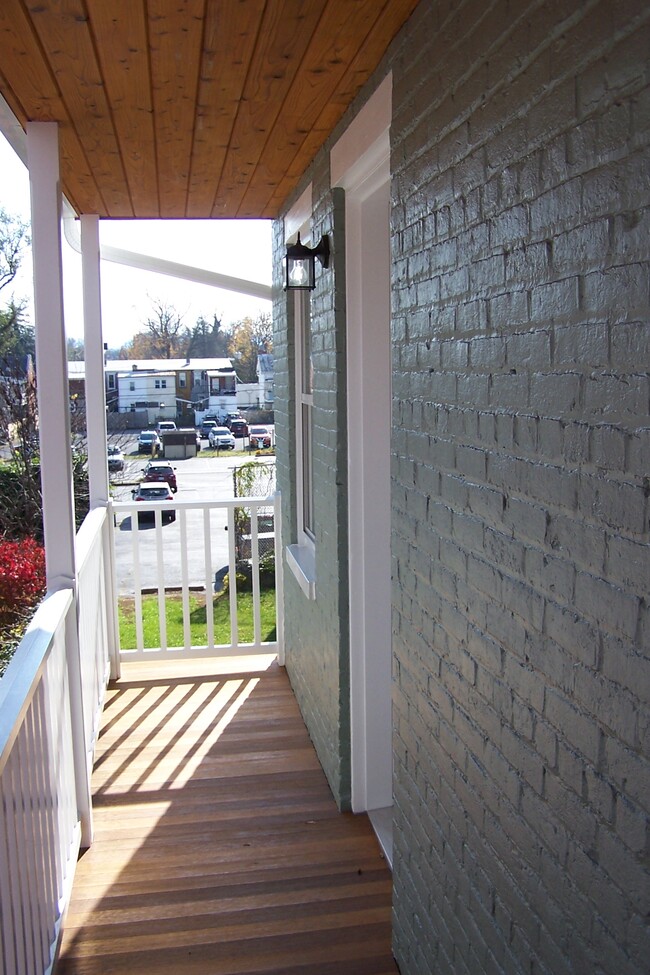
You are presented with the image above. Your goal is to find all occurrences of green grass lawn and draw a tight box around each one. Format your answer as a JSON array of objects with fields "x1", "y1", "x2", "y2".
[{"x1": 119, "y1": 587, "x2": 276, "y2": 649}]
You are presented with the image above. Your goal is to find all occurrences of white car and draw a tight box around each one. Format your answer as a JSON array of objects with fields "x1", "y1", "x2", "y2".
[
  {"x1": 107, "y1": 445, "x2": 125, "y2": 472},
  {"x1": 208, "y1": 426, "x2": 236, "y2": 450}
]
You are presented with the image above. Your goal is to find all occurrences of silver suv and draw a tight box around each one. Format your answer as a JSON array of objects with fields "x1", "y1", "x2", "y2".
[
  {"x1": 137, "y1": 430, "x2": 162, "y2": 453},
  {"x1": 208, "y1": 426, "x2": 236, "y2": 450}
]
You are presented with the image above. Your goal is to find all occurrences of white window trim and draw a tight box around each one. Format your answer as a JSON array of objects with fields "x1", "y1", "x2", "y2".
[
  {"x1": 286, "y1": 541, "x2": 315, "y2": 599},
  {"x1": 294, "y1": 288, "x2": 314, "y2": 547},
  {"x1": 285, "y1": 186, "x2": 316, "y2": 599}
]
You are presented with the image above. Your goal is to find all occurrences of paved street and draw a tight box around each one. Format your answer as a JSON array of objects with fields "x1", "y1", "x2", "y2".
[{"x1": 111, "y1": 452, "x2": 275, "y2": 595}]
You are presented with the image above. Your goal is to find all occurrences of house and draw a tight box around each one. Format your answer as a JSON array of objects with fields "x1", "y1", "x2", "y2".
[
  {"x1": 0, "y1": 3, "x2": 647, "y2": 975},
  {"x1": 236, "y1": 354, "x2": 275, "y2": 411},
  {"x1": 104, "y1": 357, "x2": 236, "y2": 422},
  {"x1": 67, "y1": 357, "x2": 238, "y2": 424},
  {"x1": 66, "y1": 359, "x2": 85, "y2": 412},
  {"x1": 257, "y1": 353, "x2": 274, "y2": 409},
  {"x1": 116, "y1": 367, "x2": 175, "y2": 424}
]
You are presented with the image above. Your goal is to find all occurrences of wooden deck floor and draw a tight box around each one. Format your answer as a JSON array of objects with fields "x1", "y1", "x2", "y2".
[{"x1": 56, "y1": 656, "x2": 398, "y2": 975}]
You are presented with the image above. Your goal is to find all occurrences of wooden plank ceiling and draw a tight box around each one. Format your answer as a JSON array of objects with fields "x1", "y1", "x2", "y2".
[{"x1": 0, "y1": 0, "x2": 420, "y2": 220}]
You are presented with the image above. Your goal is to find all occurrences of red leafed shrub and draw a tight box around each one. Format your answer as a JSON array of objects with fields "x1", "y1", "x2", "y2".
[{"x1": 0, "y1": 536, "x2": 46, "y2": 629}]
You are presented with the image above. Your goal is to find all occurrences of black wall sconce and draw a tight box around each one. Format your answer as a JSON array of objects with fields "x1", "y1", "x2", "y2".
[{"x1": 284, "y1": 232, "x2": 330, "y2": 290}]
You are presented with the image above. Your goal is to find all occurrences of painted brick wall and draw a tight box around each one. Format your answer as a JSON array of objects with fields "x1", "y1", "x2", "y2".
[
  {"x1": 390, "y1": 1, "x2": 649, "y2": 973},
  {"x1": 273, "y1": 183, "x2": 352, "y2": 809}
]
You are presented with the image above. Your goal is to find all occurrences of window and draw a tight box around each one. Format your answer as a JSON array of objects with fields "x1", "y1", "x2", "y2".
[
  {"x1": 286, "y1": 286, "x2": 316, "y2": 597},
  {"x1": 179, "y1": 372, "x2": 186, "y2": 388},
  {"x1": 129, "y1": 381, "x2": 135, "y2": 391},
  {"x1": 297, "y1": 290, "x2": 314, "y2": 540},
  {"x1": 107, "y1": 374, "x2": 115, "y2": 389}
]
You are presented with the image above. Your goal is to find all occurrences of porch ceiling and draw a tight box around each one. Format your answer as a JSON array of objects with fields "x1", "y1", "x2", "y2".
[{"x1": 0, "y1": 0, "x2": 419, "y2": 220}]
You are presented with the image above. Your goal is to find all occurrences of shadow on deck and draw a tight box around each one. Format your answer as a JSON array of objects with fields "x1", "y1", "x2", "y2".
[{"x1": 56, "y1": 656, "x2": 397, "y2": 975}]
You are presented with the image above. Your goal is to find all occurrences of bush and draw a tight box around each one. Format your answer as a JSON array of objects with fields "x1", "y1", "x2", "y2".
[
  {"x1": 0, "y1": 536, "x2": 46, "y2": 627},
  {"x1": 0, "y1": 535, "x2": 46, "y2": 677},
  {"x1": 223, "y1": 553, "x2": 275, "y2": 593},
  {"x1": 0, "y1": 461, "x2": 43, "y2": 541}
]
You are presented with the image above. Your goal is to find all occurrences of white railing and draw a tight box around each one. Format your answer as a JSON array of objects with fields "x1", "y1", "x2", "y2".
[
  {"x1": 0, "y1": 491, "x2": 284, "y2": 975},
  {"x1": 0, "y1": 590, "x2": 80, "y2": 975},
  {"x1": 75, "y1": 507, "x2": 116, "y2": 768},
  {"x1": 110, "y1": 493, "x2": 283, "y2": 662},
  {"x1": 0, "y1": 507, "x2": 116, "y2": 975}
]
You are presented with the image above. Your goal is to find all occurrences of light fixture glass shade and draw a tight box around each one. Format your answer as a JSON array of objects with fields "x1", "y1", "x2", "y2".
[
  {"x1": 285, "y1": 233, "x2": 316, "y2": 290},
  {"x1": 284, "y1": 232, "x2": 330, "y2": 291}
]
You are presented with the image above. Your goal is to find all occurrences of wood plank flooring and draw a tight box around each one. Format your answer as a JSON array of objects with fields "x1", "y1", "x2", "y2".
[{"x1": 56, "y1": 656, "x2": 398, "y2": 975}]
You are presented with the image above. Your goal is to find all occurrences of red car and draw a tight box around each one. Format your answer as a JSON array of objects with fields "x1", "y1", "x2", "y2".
[
  {"x1": 141, "y1": 461, "x2": 178, "y2": 492},
  {"x1": 229, "y1": 418, "x2": 249, "y2": 438},
  {"x1": 248, "y1": 425, "x2": 272, "y2": 449}
]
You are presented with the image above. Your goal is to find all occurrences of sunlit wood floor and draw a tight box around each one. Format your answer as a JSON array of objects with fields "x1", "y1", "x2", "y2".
[{"x1": 56, "y1": 656, "x2": 398, "y2": 975}]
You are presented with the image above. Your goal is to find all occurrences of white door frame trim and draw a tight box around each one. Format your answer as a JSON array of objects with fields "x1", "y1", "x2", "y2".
[{"x1": 332, "y1": 74, "x2": 393, "y2": 813}]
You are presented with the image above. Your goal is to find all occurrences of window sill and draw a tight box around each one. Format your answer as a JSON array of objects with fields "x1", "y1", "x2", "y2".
[{"x1": 286, "y1": 543, "x2": 316, "y2": 600}]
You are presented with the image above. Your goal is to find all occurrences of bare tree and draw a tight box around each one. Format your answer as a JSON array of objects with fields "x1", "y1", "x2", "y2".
[
  {"x1": 0, "y1": 206, "x2": 29, "y2": 293},
  {"x1": 121, "y1": 298, "x2": 190, "y2": 359},
  {"x1": 187, "y1": 313, "x2": 230, "y2": 358},
  {"x1": 66, "y1": 337, "x2": 85, "y2": 360}
]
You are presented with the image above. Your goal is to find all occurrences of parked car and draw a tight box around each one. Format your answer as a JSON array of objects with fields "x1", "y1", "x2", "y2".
[
  {"x1": 137, "y1": 430, "x2": 162, "y2": 453},
  {"x1": 248, "y1": 425, "x2": 272, "y2": 449},
  {"x1": 199, "y1": 419, "x2": 218, "y2": 439},
  {"x1": 229, "y1": 418, "x2": 249, "y2": 438},
  {"x1": 131, "y1": 482, "x2": 176, "y2": 523},
  {"x1": 224, "y1": 412, "x2": 243, "y2": 428},
  {"x1": 208, "y1": 426, "x2": 236, "y2": 450},
  {"x1": 107, "y1": 445, "x2": 125, "y2": 472},
  {"x1": 141, "y1": 460, "x2": 178, "y2": 492},
  {"x1": 157, "y1": 420, "x2": 177, "y2": 433}
]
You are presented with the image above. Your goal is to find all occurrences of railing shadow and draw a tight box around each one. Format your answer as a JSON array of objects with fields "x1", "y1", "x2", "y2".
[{"x1": 54, "y1": 658, "x2": 397, "y2": 974}]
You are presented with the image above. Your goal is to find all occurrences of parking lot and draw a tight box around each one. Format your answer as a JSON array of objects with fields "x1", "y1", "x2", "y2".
[{"x1": 111, "y1": 449, "x2": 276, "y2": 594}]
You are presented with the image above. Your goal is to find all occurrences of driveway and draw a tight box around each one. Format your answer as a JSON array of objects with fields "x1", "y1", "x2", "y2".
[{"x1": 112, "y1": 454, "x2": 275, "y2": 594}]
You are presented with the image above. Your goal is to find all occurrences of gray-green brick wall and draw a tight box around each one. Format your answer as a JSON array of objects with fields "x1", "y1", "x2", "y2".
[
  {"x1": 389, "y1": 2, "x2": 649, "y2": 973},
  {"x1": 272, "y1": 184, "x2": 352, "y2": 810}
]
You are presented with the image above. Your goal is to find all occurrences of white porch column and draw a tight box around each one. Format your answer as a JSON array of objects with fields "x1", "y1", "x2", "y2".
[
  {"x1": 80, "y1": 214, "x2": 109, "y2": 506},
  {"x1": 27, "y1": 122, "x2": 93, "y2": 846},
  {"x1": 26, "y1": 121, "x2": 76, "y2": 591},
  {"x1": 80, "y1": 214, "x2": 121, "y2": 679}
]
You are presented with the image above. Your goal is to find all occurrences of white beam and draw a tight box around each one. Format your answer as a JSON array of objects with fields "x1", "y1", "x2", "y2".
[{"x1": 62, "y1": 205, "x2": 271, "y2": 301}]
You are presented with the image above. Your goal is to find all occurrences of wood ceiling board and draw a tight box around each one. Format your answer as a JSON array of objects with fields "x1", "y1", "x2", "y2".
[
  {"x1": 211, "y1": 0, "x2": 328, "y2": 218},
  {"x1": 0, "y1": 0, "x2": 62, "y2": 119},
  {"x1": 186, "y1": 0, "x2": 266, "y2": 219},
  {"x1": 241, "y1": 0, "x2": 387, "y2": 217},
  {"x1": 148, "y1": 0, "x2": 205, "y2": 218},
  {"x1": 262, "y1": 0, "x2": 420, "y2": 217},
  {"x1": 25, "y1": 0, "x2": 133, "y2": 215},
  {"x1": 57, "y1": 134, "x2": 106, "y2": 214},
  {"x1": 0, "y1": 0, "x2": 422, "y2": 219},
  {"x1": 85, "y1": 0, "x2": 158, "y2": 218},
  {"x1": 0, "y1": 0, "x2": 106, "y2": 214}
]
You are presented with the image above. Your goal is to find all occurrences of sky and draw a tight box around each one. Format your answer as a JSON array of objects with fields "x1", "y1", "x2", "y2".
[{"x1": 0, "y1": 135, "x2": 273, "y2": 350}]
